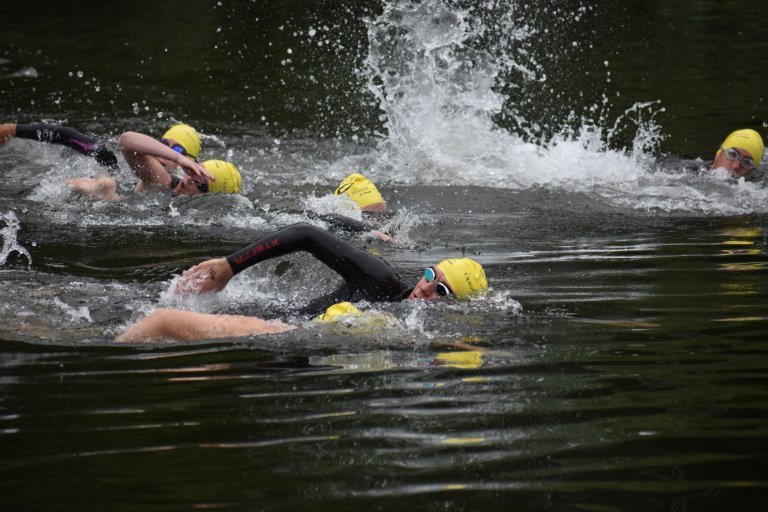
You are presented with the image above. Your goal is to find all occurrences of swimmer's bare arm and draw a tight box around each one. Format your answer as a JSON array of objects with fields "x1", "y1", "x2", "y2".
[
  {"x1": 176, "y1": 257, "x2": 234, "y2": 294},
  {"x1": 66, "y1": 176, "x2": 122, "y2": 202},
  {"x1": 119, "y1": 132, "x2": 214, "y2": 190},
  {"x1": 115, "y1": 308, "x2": 295, "y2": 343}
]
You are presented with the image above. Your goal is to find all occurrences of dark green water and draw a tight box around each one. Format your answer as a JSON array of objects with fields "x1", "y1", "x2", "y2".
[{"x1": 2, "y1": 1, "x2": 768, "y2": 511}]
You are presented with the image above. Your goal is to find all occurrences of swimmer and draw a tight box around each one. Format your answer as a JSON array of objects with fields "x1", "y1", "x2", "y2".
[
  {"x1": 1, "y1": 121, "x2": 232, "y2": 199},
  {"x1": 116, "y1": 223, "x2": 488, "y2": 342},
  {"x1": 709, "y1": 128, "x2": 764, "y2": 180},
  {"x1": 0, "y1": 122, "x2": 118, "y2": 167},
  {"x1": 316, "y1": 173, "x2": 394, "y2": 242},
  {"x1": 67, "y1": 159, "x2": 242, "y2": 202},
  {"x1": 334, "y1": 172, "x2": 386, "y2": 214},
  {"x1": 67, "y1": 124, "x2": 241, "y2": 201}
]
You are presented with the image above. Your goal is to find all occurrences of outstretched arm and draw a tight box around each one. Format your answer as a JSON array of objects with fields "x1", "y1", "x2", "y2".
[
  {"x1": 315, "y1": 213, "x2": 394, "y2": 242},
  {"x1": 115, "y1": 308, "x2": 295, "y2": 342},
  {"x1": 4, "y1": 122, "x2": 118, "y2": 168},
  {"x1": 177, "y1": 223, "x2": 404, "y2": 298}
]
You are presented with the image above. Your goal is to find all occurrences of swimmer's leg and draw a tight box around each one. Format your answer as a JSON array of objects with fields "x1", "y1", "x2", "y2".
[
  {"x1": 115, "y1": 308, "x2": 296, "y2": 343},
  {"x1": 66, "y1": 176, "x2": 122, "y2": 202}
]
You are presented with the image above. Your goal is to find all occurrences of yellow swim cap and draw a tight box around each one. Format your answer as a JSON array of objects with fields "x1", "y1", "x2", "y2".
[
  {"x1": 717, "y1": 129, "x2": 764, "y2": 165},
  {"x1": 314, "y1": 302, "x2": 400, "y2": 335},
  {"x1": 202, "y1": 159, "x2": 242, "y2": 193},
  {"x1": 334, "y1": 173, "x2": 385, "y2": 210},
  {"x1": 315, "y1": 302, "x2": 362, "y2": 322},
  {"x1": 435, "y1": 258, "x2": 488, "y2": 300},
  {"x1": 162, "y1": 124, "x2": 201, "y2": 161}
]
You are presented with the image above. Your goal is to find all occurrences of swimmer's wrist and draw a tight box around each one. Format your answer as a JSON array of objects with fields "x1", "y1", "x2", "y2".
[{"x1": 225, "y1": 256, "x2": 239, "y2": 275}]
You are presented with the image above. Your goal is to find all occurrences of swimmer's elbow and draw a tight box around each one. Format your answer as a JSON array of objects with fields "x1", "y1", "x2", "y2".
[{"x1": 118, "y1": 131, "x2": 142, "y2": 153}]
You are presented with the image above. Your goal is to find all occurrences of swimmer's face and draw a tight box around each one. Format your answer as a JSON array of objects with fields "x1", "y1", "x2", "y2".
[
  {"x1": 711, "y1": 146, "x2": 755, "y2": 179},
  {"x1": 172, "y1": 175, "x2": 207, "y2": 197},
  {"x1": 408, "y1": 266, "x2": 453, "y2": 300}
]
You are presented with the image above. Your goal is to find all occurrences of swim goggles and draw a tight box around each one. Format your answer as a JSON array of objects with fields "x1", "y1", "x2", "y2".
[
  {"x1": 721, "y1": 146, "x2": 756, "y2": 170},
  {"x1": 424, "y1": 267, "x2": 452, "y2": 297},
  {"x1": 160, "y1": 138, "x2": 190, "y2": 158},
  {"x1": 169, "y1": 175, "x2": 208, "y2": 194}
]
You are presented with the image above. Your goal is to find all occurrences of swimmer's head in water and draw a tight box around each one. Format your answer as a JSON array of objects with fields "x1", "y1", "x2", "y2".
[
  {"x1": 162, "y1": 124, "x2": 201, "y2": 161},
  {"x1": 334, "y1": 173, "x2": 385, "y2": 211},
  {"x1": 314, "y1": 301, "x2": 362, "y2": 322},
  {"x1": 716, "y1": 129, "x2": 764, "y2": 167},
  {"x1": 435, "y1": 258, "x2": 488, "y2": 300},
  {"x1": 202, "y1": 159, "x2": 242, "y2": 193}
]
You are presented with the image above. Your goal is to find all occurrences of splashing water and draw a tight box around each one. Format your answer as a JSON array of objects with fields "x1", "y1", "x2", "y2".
[
  {"x1": 364, "y1": 0, "x2": 662, "y2": 186},
  {"x1": 364, "y1": 0, "x2": 768, "y2": 214},
  {"x1": 366, "y1": 0, "x2": 517, "y2": 184},
  {"x1": 53, "y1": 297, "x2": 93, "y2": 323},
  {"x1": 0, "y1": 211, "x2": 32, "y2": 266}
]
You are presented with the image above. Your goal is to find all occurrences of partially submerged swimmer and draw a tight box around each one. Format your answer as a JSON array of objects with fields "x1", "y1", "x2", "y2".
[
  {"x1": 709, "y1": 128, "x2": 764, "y2": 180},
  {"x1": 67, "y1": 124, "x2": 241, "y2": 201},
  {"x1": 68, "y1": 159, "x2": 242, "y2": 201},
  {"x1": 319, "y1": 172, "x2": 394, "y2": 242},
  {"x1": 334, "y1": 172, "x2": 386, "y2": 214},
  {"x1": 116, "y1": 223, "x2": 488, "y2": 343}
]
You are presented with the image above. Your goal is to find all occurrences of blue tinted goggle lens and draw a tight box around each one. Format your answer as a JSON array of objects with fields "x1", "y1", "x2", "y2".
[
  {"x1": 161, "y1": 138, "x2": 188, "y2": 156},
  {"x1": 423, "y1": 267, "x2": 451, "y2": 297}
]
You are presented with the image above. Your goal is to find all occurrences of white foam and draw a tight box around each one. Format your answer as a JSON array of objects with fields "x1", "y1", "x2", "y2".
[{"x1": 361, "y1": 0, "x2": 768, "y2": 214}]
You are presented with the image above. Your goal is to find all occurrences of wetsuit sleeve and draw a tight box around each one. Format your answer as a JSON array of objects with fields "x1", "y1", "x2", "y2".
[
  {"x1": 15, "y1": 123, "x2": 118, "y2": 168},
  {"x1": 315, "y1": 213, "x2": 371, "y2": 233},
  {"x1": 226, "y1": 223, "x2": 407, "y2": 301}
]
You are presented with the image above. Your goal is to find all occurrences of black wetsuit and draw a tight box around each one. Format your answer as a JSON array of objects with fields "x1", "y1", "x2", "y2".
[
  {"x1": 15, "y1": 123, "x2": 118, "y2": 168},
  {"x1": 309, "y1": 212, "x2": 395, "y2": 236},
  {"x1": 226, "y1": 223, "x2": 412, "y2": 313}
]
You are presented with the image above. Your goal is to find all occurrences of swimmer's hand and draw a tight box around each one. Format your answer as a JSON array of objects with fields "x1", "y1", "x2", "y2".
[
  {"x1": 370, "y1": 229, "x2": 394, "y2": 243},
  {"x1": 176, "y1": 257, "x2": 233, "y2": 294},
  {"x1": 0, "y1": 124, "x2": 16, "y2": 146},
  {"x1": 178, "y1": 156, "x2": 215, "y2": 183}
]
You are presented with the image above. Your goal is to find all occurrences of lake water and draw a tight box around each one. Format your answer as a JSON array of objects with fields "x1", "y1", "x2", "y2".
[{"x1": 2, "y1": 1, "x2": 767, "y2": 510}]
